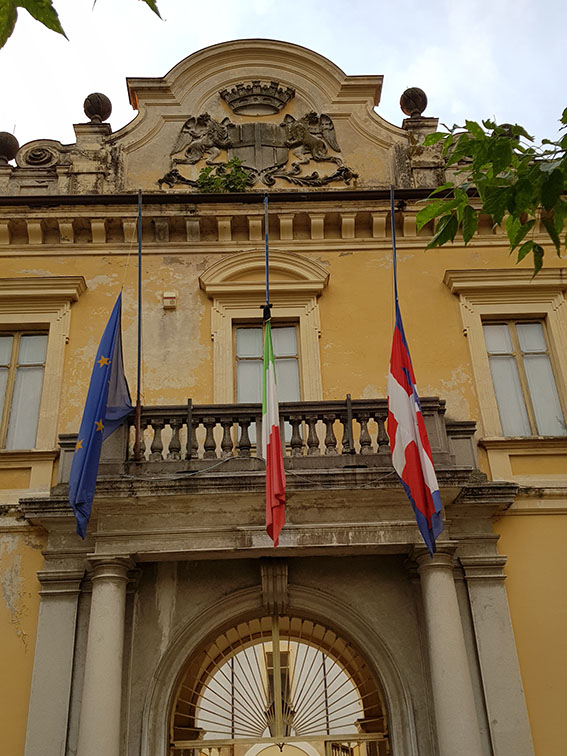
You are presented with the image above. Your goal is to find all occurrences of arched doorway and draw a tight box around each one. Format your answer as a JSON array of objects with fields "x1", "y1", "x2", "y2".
[{"x1": 170, "y1": 615, "x2": 390, "y2": 755}]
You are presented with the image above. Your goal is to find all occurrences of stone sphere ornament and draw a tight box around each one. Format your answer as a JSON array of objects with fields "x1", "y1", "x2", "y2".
[
  {"x1": 0, "y1": 132, "x2": 19, "y2": 164},
  {"x1": 83, "y1": 93, "x2": 112, "y2": 123},
  {"x1": 400, "y1": 87, "x2": 428, "y2": 118}
]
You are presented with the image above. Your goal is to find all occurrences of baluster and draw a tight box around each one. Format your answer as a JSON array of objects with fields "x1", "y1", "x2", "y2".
[
  {"x1": 139, "y1": 419, "x2": 148, "y2": 459},
  {"x1": 358, "y1": 413, "x2": 372, "y2": 455},
  {"x1": 341, "y1": 415, "x2": 351, "y2": 454},
  {"x1": 149, "y1": 418, "x2": 164, "y2": 461},
  {"x1": 377, "y1": 414, "x2": 390, "y2": 454},
  {"x1": 203, "y1": 419, "x2": 217, "y2": 459},
  {"x1": 238, "y1": 419, "x2": 251, "y2": 458},
  {"x1": 168, "y1": 418, "x2": 182, "y2": 460},
  {"x1": 306, "y1": 416, "x2": 320, "y2": 455},
  {"x1": 220, "y1": 420, "x2": 234, "y2": 458},
  {"x1": 191, "y1": 420, "x2": 199, "y2": 459},
  {"x1": 323, "y1": 414, "x2": 337, "y2": 455},
  {"x1": 290, "y1": 417, "x2": 303, "y2": 457}
]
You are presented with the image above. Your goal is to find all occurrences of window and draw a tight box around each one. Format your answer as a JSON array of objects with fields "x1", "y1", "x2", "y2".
[
  {"x1": 483, "y1": 321, "x2": 566, "y2": 437},
  {"x1": 0, "y1": 332, "x2": 48, "y2": 449},
  {"x1": 444, "y1": 268, "x2": 567, "y2": 483},
  {"x1": 199, "y1": 249, "x2": 328, "y2": 403},
  {"x1": 0, "y1": 277, "x2": 85, "y2": 496},
  {"x1": 235, "y1": 325, "x2": 301, "y2": 404}
]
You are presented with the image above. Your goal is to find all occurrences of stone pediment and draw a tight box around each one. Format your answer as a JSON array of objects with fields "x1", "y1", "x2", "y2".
[{"x1": 116, "y1": 40, "x2": 410, "y2": 192}]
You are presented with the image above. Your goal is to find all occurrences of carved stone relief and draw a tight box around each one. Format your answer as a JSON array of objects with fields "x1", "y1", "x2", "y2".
[
  {"x1": 16, "y1": 140, "x2": 65, "y2": 169},
  {"x1": 220, "y1": 80, "x2": 295, "y2": 115},
  {"x1": 158, "y1": 111, "x2": 357, "y2": 189}
]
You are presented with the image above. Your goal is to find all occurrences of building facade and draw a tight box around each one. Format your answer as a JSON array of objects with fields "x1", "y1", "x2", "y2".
[{"x1": 0, "y1": 40, "x2": 565, "y2": 756}]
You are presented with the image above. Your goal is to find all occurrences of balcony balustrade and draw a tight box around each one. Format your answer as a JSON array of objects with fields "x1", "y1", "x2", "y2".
[{"x1": 57, "y1": 396, "x2": 476, "y2": 483}]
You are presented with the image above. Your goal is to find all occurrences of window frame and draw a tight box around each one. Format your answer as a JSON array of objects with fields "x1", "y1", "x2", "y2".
[
  {"x1": 199, "y1": 250, "x2": 328, "y2": 404},
  {"x1": 0, "y1": 330, "x2": 49, "y2": 449},
  {"x1": 0, "y1": 277, "x2": 86, "y2": 452},
  {"x1": 483, "y1": 318, "x2": 567, "y2": 437},
  {"x1": 445, "y1": 269, "x2": 567, "y2": 439}
]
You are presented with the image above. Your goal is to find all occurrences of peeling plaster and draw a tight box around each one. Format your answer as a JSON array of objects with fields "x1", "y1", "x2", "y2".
[
  {"x1": 423, "y1": 365, "x2": 474, "y2": 419},
  {"x1": 84, "y1": 274, "x2": 118, "y2": 290},
  {"x1": 0, "y1": 541, "x2": 29, "y2": 649},
  {"x1": 155, "y1": 562, "x2": 178, "y2": 655},
  {"x1": 361, "y1": 384, "x2": 380, "y2": 398}
]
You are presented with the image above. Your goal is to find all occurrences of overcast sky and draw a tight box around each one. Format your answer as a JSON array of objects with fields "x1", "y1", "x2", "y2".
[{"x1": 1, "y1": 0, "x2": 566, "y2": 149}]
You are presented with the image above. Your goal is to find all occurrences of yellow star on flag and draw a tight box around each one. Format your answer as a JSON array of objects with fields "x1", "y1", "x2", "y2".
[
  {"x1": 95, "y1": 419, "x2": 104, "y2": 432},
  {"x1": 75, "y1": 439, "x2": 83, "y2": 451},
  {"x1": 97, "y1": 355, "x2": 110, "y2": 368}
]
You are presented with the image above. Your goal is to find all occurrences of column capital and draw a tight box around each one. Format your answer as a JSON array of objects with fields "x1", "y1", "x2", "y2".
[
  {"x1": 86, "y1": 555, "x2": 135, "y2": 583},
  {"x1": 411, "y1": 543, "x2": 458, "y2": 570}
]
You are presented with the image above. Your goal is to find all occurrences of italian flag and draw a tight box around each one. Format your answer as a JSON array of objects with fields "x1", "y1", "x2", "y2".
[{"x1": 262, "y1": 318, "x2": 286, "y2": 546}]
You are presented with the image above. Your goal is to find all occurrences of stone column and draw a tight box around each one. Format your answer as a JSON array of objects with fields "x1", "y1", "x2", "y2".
[
  {"x1": 416, "y1": 550, "x2": 483, "y2": 756},
  {"x1": 76, "y1": 556, "x2": 133, "y2": 756},
  {"x1": 25, "y1": 569, "x2": 84, "y2": 756},
  {"x1": 461, "y1": 555, "x2": 534, "y2": 756}
]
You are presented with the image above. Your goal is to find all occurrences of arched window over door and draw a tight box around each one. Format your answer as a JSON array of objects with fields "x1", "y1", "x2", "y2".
[{"x1": 170, "y1": 615, "x2": 390, "y2": 755}]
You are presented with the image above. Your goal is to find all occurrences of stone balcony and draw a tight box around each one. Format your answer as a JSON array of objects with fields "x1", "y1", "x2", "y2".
[
  {"x1": 57, "y1": 396, "x2": 477, "y2": 484},
  {"x1": 22, "y1": 395, "x2": 520, "y2": 559}
]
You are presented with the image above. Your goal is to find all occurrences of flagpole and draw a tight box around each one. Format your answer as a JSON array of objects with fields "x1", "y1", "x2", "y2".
[
  {"x1": 133, "y1": 189, "x2": 143, "y2": 460},
  {"x1": 390, "y1": 185, "x2": 399, "y2": 308},
  {"x1": 263, "y1": 193, "x2": 271, "y2": 321}
]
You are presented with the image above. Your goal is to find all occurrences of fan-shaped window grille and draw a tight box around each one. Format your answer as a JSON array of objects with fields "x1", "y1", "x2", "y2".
[{"x1": 171, "y1": 616, "x2": 389, "y2": 754}]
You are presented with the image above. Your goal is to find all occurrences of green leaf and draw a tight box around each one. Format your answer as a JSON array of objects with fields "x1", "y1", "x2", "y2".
[
  {"x1": 532, "y1": 243, "x2": 544, "y2": 276},
  {"x1": 416, "y1": 200, "x2": 447, "y2": 231},
  {"x1": 416, "y1": 197, "x2": 461, "y2": 231},
  {"x1": 140, "y1": 0, "x2": 162, "y2": 18},
  {"x1": 427, "y1": 181, "x2": 455, "y2": 197},
  {"x1": 561, "y1": 108, "x2": 567, "y2": 126},
  {"x1": 422, "y1": 133, "x2": 446, "y2": 147},
  {"x1": 465, "y1": 120, "x2": 485, "y2": 140},
  {"x1": 542, "y1": 218, "x2": 561, "y2": 254},
  {"x1": 506, "y1": 214, "x2": 536, "y2": 251},
  {"x1": 461, "y1": 204, "x2": 478, "y2": 244},
  {"x1": 425, "y1": 214, "x2": 459, "y2": 249},
  {"x1": 553, "y1": 200, "x2": 567, "y2": 235},
  {"x1": 541, "y1": 168, "x2": 565, "y2": 211},
  {"x1": 19, "y1": 0, "x2": 66, "y2": 37},
  {"x1": 0, "y1": 3, "x2": 17, "y2": 48},
  {"x1": 489, "y1": 138, "x2": 513, "y2": 176},
  {"x1": 517, "y1": 240, "x2": 534, "y2": 262},
  {"x1": 483, "y1": 185, "x2": 510, "y2": 226},
  {"x1": 512, "y1": 178, "x2": 537, "y2": 214}
]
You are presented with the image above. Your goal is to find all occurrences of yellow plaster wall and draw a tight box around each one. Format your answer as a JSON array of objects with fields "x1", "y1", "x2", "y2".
[
  {"x1": 495, "y1": 513, "x2": 567, "y2": 756},
  {"x1": 0, "y1": 236, "x2": 552, "y2": 465},
  {"x1": 0, "y1": 523, "x2": 45, "y2": 756}
]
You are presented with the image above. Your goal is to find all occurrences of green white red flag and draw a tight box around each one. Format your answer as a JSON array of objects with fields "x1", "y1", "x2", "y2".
[{"x1": 262, "y1": 317, "x2": 286, "y2": 546}]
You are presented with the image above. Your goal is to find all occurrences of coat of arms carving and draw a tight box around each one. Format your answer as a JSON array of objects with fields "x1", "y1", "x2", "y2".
[{"x1": 158, "y1": 111, "x2": 357, "y2": 189}]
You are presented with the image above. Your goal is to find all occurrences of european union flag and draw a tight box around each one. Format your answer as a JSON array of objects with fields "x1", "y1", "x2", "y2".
[{"x1": 69, "y1": 294, "x2": 133, "y2": 538}]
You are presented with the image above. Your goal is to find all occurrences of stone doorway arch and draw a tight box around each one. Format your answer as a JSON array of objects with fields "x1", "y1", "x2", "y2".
[{"x1": 141, "y1": 585, "x2": 419, "y2": 756}]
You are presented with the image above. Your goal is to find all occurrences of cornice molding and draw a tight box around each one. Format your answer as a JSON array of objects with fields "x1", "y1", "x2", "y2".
[
  {"x1": 444, "y1": 268, "x2": 567, "y2": 296},
  {"x1": 0, "y1": 276, "x2": 87, "y2": 302}
]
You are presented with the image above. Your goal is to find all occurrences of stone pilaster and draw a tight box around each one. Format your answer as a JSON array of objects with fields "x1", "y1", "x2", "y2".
[
  {"x1": 461, "y1": 555, "x2": 534, "y2": 755},
  {"x1": 25, "y1": 568, "x2": 84, "y2": 756}
]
